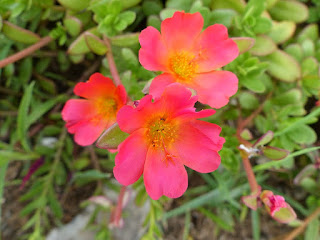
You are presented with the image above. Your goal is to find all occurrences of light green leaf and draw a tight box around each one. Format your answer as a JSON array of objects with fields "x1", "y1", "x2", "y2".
[
  {"x1": 269, "y1": 0, "x2": 308, "y2": 23},
  {"x1": 263, "y1": 50, "x2": 301, "y2": 82},
  {"x1": 267, "y1": 21, "x2": 296, "y2": 44},
  {"x1": 250, "y1": 35, "x2": 277, "y2": 56},
  {"x1": 2, "y1": 21, "x2": 40, "y2": 44},
  {"x1": 96, "y1": 123, "x2": 129, "y2": 150}
]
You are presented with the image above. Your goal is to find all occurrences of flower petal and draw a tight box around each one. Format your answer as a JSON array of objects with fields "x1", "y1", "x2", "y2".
[
  {"x1": 117, "y1": 95, "x2": 153, "y2": 133},
  {"x1": 61, "y1": 99, "x2": 96, "y2": 123},
  {"x1": 113, "y1": 129, "x2": 148, "y2": 186},
  {"x1": 161, "y1": 11, "x2": 203, "y2": 52},
  {"x1": 195, "y1": 24, "x2": 239, "y2": 72},
  {"x1": 190, "y1": 120, "x2": 225, "y2": 151},
  {"x1": 73, "y1": 121, "x2": 105, "y2": 146},
  {"x1": 172, "y1": 123, "x2": 221, "y2": 173},
  {"x1": 139, "y1": 26, "x2": 169, "y2": 71},
  {"x1": 74, "y1": 73, "x2": 117, "y2": 99},
  {"x1": 149, "y1": 73, "x2": 176, "y2": 99},
  {"x1": 192, "y1": 71, "x2": 238, "y2": 109},
  {"x1": 144, "y1": 148, "x2": 188, "y2": 200}
]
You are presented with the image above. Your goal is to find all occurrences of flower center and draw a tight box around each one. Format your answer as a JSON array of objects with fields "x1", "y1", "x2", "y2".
[
  {"x1": 169, "y1": 52, "x2": 197, "y2": 82},
  {"x1": 147, "y1": 116, "x2": 177, "y2": 149},
  {"x1": 93, "y1": 97, "x2": 118, "y2": 124}
]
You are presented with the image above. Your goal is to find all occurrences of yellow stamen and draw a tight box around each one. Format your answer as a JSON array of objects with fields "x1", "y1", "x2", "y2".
[{"x1": 169, "y1": 52, "x2": 197, "y2": 82}]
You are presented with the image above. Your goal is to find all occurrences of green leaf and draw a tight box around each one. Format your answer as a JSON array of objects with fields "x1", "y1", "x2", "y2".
[
  {"x1": 27, "y1": 95, "x2": 65, "y2": 129},
  {"x1": 267, "y1": 21, "x2": 296, "y2": 44},
  {"x1": 253, "y1": 17, "x2": 272, "y2": 34},
  {"x1": 298, "y1": 24, "x2": 319, "y2": 43},
  {"x1": 232, "y1": 37, "x2": 255, "y2": 54},
  {"x1": 63, "y1": 16, "x2": 82, "y2": 37},
  {"x1": 253, "y1": 131, "x2": 274, "y2": 147},
  {"x1": 301, "y1": 39, "x2": 315, "y2": 57},
  {"x1": 57, "y1": 0, "x2": 90, "y2": 11},
  {"x1": 48, "y1": 186, "x2": 63, "y2": 219},
  {"x1": 262, "y1": 146, "x2": 290, "y2": 160},
  {"x1": 241, "y1": 76, "x2": 266, "y2": 93},
  {"x1": 2, "y1": 21, "x2": 40, "y2": 44},
  {"x1": 250, "y1": 35, "x2": 276, "y2": 56},
  {"x1": 67, "y1": 28, "x2": 100, "y2": 55},
  {"x1": 160, "y1": 8, "x2": 177, "y2": 20},
  {"x1": 121, "y1": 0, "x2": 141, "y2": 9},
  {"x1": 17, "y1": 81, "x2": 35, "y2": 151},
  {"x1": 239, "y1": 92, "x2": 259, "y2": 110},
  {"x1": 305, "y1": 218, "x2": 319, "y2": 240},
  {"x1": 254, "y1": 146, "x2": 320, "y2": 171},
  {"x1": 72, "y1": 170, "x2": 111, "y2": 186},
  {"x1": 109, "y1": 33, "x2": 139, "y2": 47},
  {"x1": 274, "y1": 107, "x2": 320, "y2": 137},
  {"x1": 301, "y1": 57, "x2": 319, "y2": 76},
  {"x1": 84, "y1": 33, "x2": 108, "y2": 55},
  {"x1": 269, "y1": 0, "x2": 308, "y2": 23},
  {"x1": 285, "y1": 44, "x2": 303, "y2": 62},
  {"x1": 287, "y1": 124, "x2": 317, "y2": 145},
  {"x1": 211, "y1": 9, "x2": 237, "y2": 28},
  {"x1": 272, "y1": 88, "x2": 302, "y2": 106},
  {"x1": 0, "y1": 151, "x2": 40, "y2": 167},
  {"x1": 0, "y1": 163, "x2": 8, "y2": 229},
  {"x1": 263, "y1": 50, "x2": 301, "y2": 82},
  {"x1": 199, "y1": 208, "x2": 233, "y2": 232},
  {"x1": 96, "y1": 123, "x2": 129, "y2": 150},
  {"x1": 211, "y1": 0, "x2": 246, "y2": 14}
]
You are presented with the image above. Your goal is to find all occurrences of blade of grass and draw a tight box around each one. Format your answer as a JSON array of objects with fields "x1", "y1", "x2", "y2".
[
  {"x1": 251, "y1": 209, "x2": 260, "y2": 240},
  {"x1": 0, "y1": 162, "x2": 8, "y2": 240},
  {"x1": 17, "y1": 81, "x2": 35, "y2": 151},
  {"x1": 182, "y1": 211, "x2": 191, "y2": 240}
]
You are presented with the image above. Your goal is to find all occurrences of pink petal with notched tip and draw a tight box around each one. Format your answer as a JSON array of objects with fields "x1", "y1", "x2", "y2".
[
  {"x1": 139, "y1": 26, "x2": 169, "y2": 71},
  {"x1": 195, "y1": 24, "x2": 239, "y2": 72},
  {"x1": 161, "y1": 11, "x2": 203, "y2": 52},
  {"x1": 192, "y1": 71, "x2": 238, "y2": 109},
  {"x1": 74, "y1": 73, "x2": 117, "y2": 100},
  {"x1": 172, "y1": 123, "x2": 222, "y2": 173},
  {"x1": 143, "y1": 147, "x2": 188, "y2": 200}
]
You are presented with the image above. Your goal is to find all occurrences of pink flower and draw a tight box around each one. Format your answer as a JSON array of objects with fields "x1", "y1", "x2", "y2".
[
  {"x1": 114, "y1": 83, "x2": 225, "y2": 200},
  {"x1": 260, "y1": 190, "x2": 296, "y2": 223},
  {"x1": 139, "y1": 11, "x2": 239, "y2": 109},
  {"x1": 62, "y1": 73, "x2": 127, "y2": 146}
]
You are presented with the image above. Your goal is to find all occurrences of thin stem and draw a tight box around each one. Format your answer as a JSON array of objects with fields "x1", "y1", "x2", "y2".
[
  {"x1": 283, "y1": 207, "x2": 320, "y2": 240},
  {"x1": 0, "y1": 36, "x2": 53, "y2": 68},
  {"x1": 103, "y1": 36, "x2": 121, "y2": 86},
  {"x1": 113, "y1": 185, "x2": 127, "y2": 226},
  {"x1": 241, "y1": 151, "x2": 259, "y2": 193}
]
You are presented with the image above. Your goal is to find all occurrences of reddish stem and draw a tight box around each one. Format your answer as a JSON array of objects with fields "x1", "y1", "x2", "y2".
[
  {"x1": 113, "y1": 185, "x2": 127, "y2": 226},
  {"x1": 240, "y1": 151, "x2": 259, "y2": 193},
  {"x1": 103, "y1": 36, "x2": 122, "y2": 86},
  {"x1": 0, "y1": 36, "x2": 53, "y2": 68}
]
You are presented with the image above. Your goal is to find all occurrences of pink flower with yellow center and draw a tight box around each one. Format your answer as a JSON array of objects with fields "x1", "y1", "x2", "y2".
[
  {"x1": 139, "y1": 11, "x2": 239, "y2": 109},
  {"x1": 62, "y1": 73, "x2": 127, "y2": 146},
  {"x1": 114, "y1": 83, "x2": 225, "y2": 200}
]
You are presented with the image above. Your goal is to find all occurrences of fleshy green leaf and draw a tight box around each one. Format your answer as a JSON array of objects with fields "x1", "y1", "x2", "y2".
[
  {"x1": 84, "y1": 33, "x2": 108, "y2": 55},
  {"x1": 262, "y1": 146, "x2": 290, "y2": 160},
  {"x1": 109, "y1": 33, "x2": 139, "y2": 47},
  {"x1": 269, "y1": 0, "x2": 308, "y2": 23},
  {"x1": 96, "y1": 123, "x2": 129, "y2": 150},
  {"x1": 267, "y1": 21, "x2": 296, "y2": 44},
  {"x1": 67, "y1": 28, "x2": 100, "y2": 55},
  {"x1": 250, "y1": 35, "x2": 277, "y2": 56},
  {"x1": 232, "y1": 37, "x2": 255, "y2": 54},
  {"x1": 253, "y1": 131, "x2": 274, "y2": 147},
  {"x1": 63, "y1": 16, "x2": 82, "y2": 37},
  {"x1": 2, "y1": 21, "x2": 40, "y2": 44},
  {"x1": 263, "y1": 50, "x2": 301, "y2": 82},
  {"x1": 57, "y1": 0, "x2": 90, "y2": 11}
]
